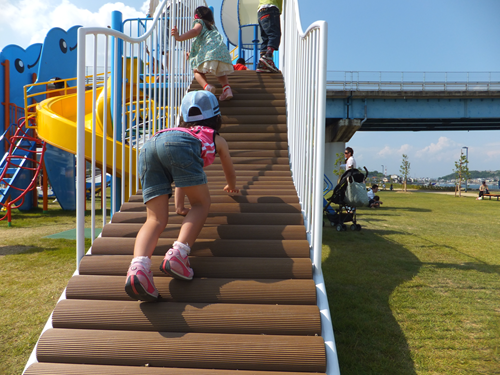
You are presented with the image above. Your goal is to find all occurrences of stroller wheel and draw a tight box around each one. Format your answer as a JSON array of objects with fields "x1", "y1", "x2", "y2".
[
  {"x1": 350, "y1": 224, "x2": 357, "y2": 231},
  {"x1": 342, "y1": 224, "x2": 347, "y2": 231},
  {"x1": 356, "y1": 224, "x2": 362, "y2": 231},
  {"x1": 336, "y1": 224, "x2": 343, "y2": 232}
]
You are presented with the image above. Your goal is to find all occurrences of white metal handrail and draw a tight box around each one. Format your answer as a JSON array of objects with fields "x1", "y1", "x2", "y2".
[
  {"x1": 281, "y1": 1, "x2": 340, "y2": 374},
  {"x1": 328, "y1": 70, "x2": 500, "y2": 91},
  {"x1": 75, "y1": 0, "x2": 205, "y2": 267}
]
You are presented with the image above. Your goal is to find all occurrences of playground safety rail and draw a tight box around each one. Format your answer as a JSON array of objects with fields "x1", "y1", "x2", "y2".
[
  {"x1": 75, "y1": 0, "x2": 205, "y2": 268},
  {"x1": 281, "y1": 1, "x2": 340, "y2": 374}
]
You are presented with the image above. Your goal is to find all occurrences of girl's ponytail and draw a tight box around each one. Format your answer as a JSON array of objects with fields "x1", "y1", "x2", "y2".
[{"x1": 195, "y1": 6, "x2": 214, "y2": 31}]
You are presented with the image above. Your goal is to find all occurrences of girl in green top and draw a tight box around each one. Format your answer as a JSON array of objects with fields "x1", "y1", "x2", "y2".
[{"x1": 172, "y1": 6, "x2": 234, "y2": 101}]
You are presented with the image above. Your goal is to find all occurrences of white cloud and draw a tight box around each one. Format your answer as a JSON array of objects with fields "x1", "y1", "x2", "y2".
[
  {"x1": 378, "y1": 145, "x2": 392, "y2": 157},
  {"x1": 1, "y1": 0, "x2": 149, "y2": 49},
  {"x1": 376, "y1": 143, "x2": 412, "y2": 158},
  {"x1": 399, "y1": 144, "x2": 412, "y2": 154},
  {"x1": 415, "y1": 136, "x2": 459, "y2": 161}
]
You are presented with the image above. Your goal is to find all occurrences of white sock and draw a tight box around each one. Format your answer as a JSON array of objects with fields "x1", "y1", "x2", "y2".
[
  {"x1": 173, "y1": 241, "x2": 190, "y2": 257},
  {"x1": 131, "y1": 256, "x2": 151, "y2": 270}
]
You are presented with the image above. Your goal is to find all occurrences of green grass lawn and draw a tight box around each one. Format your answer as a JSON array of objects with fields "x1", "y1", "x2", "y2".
[
  {"x1": 1, "y1": 192, "x2": 499, "y2": 374},
  {"x1": 323, "y1": 191, "x2": 500, "y2": 375},
  {"x1": 0, "y1": 200, "x2": 98, "y2": 374}
]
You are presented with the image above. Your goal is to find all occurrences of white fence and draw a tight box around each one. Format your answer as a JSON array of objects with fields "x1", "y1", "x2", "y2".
[
  {"x1": 328, "y1": 70, "x2": 500, "y2": 91},
  {"x1": 281, "y1": 1, "x2": 340, "y2": 374},
  {"x1": 75, "y1": 0, "x2": 205, "y2": 265}
]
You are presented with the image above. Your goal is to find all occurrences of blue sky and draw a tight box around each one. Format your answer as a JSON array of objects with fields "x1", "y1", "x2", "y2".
[{"x1": 1, "y1": 0, "x2": 499, "y2": 178}]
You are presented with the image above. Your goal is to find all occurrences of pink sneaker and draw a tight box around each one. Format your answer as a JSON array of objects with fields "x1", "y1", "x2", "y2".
[
  {"x1": 160, "y1": 248, "x2": 194, "y2": 280},
  {"x1": 219, "y1": 86, "x2": 233, "y2": 101},
  {"x1": 204, "y1": 84, "x2": 216, "y2": 94},
  {"x1": 125, "y1": 263, "x2": 159, "y2": 302}
]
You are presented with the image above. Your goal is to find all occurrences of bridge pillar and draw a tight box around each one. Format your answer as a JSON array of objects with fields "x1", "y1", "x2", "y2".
[
  {"x1": 324, "y1": 119, "x2": 362, "y2": 186},
  {"x1": 326, "y1": 118, "x2": 361, "y2": 143},
  {"x1": 324, "y1": 142, "x2": 345, "y2": 186}
]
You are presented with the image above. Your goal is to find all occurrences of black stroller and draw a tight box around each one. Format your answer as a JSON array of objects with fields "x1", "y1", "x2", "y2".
[{"x1": 323, "y1": 167, "x2": 368, "y2": 231}]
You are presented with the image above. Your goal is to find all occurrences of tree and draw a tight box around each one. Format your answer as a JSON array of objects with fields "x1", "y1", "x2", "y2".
[
  {"x1": 453, "y1": 153, "x2": 470, "y2": 197},
  {"x1": 399, "y1": 154, "x2": 410, "y2": 192},
  {"x1": 332, "y1": 152, "x2": 345, "y2": 183}
]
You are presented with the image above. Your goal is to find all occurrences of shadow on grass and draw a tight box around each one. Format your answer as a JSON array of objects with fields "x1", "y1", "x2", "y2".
[
  {"x1": 323, "y1": 226, "x2": 420, "y2": 375},
  {"x1": 7, "y1": 207, "x2": 106, "y2": 221},
  {"x1": 362, "y1": 207, "x2": 432, "y2": 213},
  {"x1": 424, "y1": 261, "x2": 500, "y2": 275},
  {"x1": 1, "y1": 240, "x2": 79, "y2": 256}
]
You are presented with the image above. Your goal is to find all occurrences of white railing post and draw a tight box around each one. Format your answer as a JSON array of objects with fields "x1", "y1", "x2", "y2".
[
  {"x1": 76, "y1": 27, "x2": 87, "y2": 269},
  {"x1": 282, "y1": 0, "x2": 340, "y2": 374}
]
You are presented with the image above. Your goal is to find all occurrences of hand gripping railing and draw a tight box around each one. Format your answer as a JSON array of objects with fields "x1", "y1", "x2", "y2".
[
  {"x1": 75, "y1": 0, "x2": 205, "y2": 268},
  {"x1": 281, "y1": 1, "x2": 340, "y2": 374}
]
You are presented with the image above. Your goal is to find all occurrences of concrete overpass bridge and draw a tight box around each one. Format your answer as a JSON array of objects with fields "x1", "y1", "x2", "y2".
[{"x1": 323, "y1": 71, "x2": 500, "y2": 180}]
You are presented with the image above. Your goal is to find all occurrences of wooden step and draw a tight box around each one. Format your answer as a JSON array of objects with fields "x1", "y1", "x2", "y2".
[
  {"x1": 205, "y1": 169, "x2": 292, "y2": 177},
  {"x1": 212, "y1": 156, "x2": 290, "y2": 165},
  {"x1": 110, "y1": 212, "x2": 303, "y2": 225},
  {"x1": 35, "y1": 329, "x2": 326, "y2": 372},
  {"x1": 26, "y1": 363, "x2": 325, "y2": 375},
  {"x1": 205, "y1": 163, "x2": 291, "y2": 171},
  {"x1": 221, "y1": 107, "x2": 286, "y2": 116},
  {"x1": 52, "y1": 300, "x2": 321, "y2": 335},
  {"x1": 100, "y1": 223, "x2": 307, "y2": 240},
  {"x1": 219, "y1": 99, "x2": 286, "y2": 108},
  {"x1": 65, "y1": 276, "x2": 318, "y2": 304},
  {"x1": 91, "y1": 238, "x2": 310, "y2": 257},
  {"x1": 79, "y1": 255, "x2": 312, "y2": 279},
  {"x1": 206, "y1": 176, "x2": 294, "y2": 183},
  {"x1": 124, "y1": 195, "x2": 300, "y2": 204},
  {"x1": 222, "y1": 133, "x2": 288, "y2": 141},
  {"x1": 221, "y1": 123, "x2": 288, "y2": 133},
  {"x1": 119, "y1": 201, "x2": 301, "y2": 213},
  {"x1": 222, "y1": 114, "x2": 287, "y2": 124}
]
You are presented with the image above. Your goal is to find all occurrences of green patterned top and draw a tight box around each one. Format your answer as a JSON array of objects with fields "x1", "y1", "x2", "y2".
[
  {"x1": 189, "y1": 20, "x2": 232, "y2": 69},
  {"x1": 259, "y1": 0, "x2": 282, "y2": 13}
]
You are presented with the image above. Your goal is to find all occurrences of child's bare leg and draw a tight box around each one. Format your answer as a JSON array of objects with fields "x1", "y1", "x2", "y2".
[
  {"x1": 175, "y1": 187, "x2": 189, "y2": 216},
  {"x1": 177, "y1": 184, "x2": 211, "y2": 247},
  {"x1": 126, "y1": 194, "x2": 169, "y2": 301},
  {"x1": 216, "y1": 75, "x2": 229, "y2": 87},
  {"x1": 133, "y1": 194, "x2": 170, "y2": 258},
  {"x1": 159, "y1": 184, "x2": 210, "y2": 281},
  {"x1": 194, "y1": 70, "x2": 208, "y2": 88}
]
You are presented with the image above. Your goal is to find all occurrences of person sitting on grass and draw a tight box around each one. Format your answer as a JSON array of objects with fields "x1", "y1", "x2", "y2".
[
  {"x1": 477, "y1": 180, "x2": 489, "y2": 200},
  {"x1": 367, "y1": 184, "x2": 383, "y2": 208}
]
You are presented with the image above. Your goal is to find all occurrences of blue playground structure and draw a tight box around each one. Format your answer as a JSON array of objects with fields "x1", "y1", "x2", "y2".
[{"x1": 0, "y1": 26, "x2": 82, "y2": 222}]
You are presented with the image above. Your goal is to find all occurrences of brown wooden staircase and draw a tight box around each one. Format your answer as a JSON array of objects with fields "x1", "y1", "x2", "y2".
[{"x1": 24, "y1": 70, "x2": 327, "y2": 374}]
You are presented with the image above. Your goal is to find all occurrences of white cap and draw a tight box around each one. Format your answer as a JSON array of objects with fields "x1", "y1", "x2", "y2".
[{"x1": 181, "y1": 90, "x2": 220, "y2": 122}]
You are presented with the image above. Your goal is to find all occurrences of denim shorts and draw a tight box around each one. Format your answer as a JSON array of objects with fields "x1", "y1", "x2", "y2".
[{"x1": 139, "y1": 130, "x2": 207, "y2": 203}]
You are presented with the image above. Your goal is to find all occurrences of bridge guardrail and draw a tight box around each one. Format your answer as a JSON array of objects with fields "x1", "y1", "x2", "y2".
[{"x1": 327, "y1": 71, "x2": 500, "y2": 91}]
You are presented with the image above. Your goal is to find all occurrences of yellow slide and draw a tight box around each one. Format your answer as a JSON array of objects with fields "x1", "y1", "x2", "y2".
[{"x1": 36, "y1": 87, "x2": 139, "y2": 196}]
